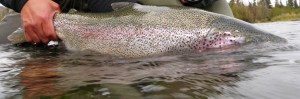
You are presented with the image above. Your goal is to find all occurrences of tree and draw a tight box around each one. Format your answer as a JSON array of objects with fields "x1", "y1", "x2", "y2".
[
  {"x1": 287, "y1": 0, "x2": 294, "y2": 7},
  {"x1": 293, "y1": 0, "x2": 299, "y2": 8},
  {"x1": 279, "y1": 0, "x2": 284, "y2": 7},
  {"x1": 265, "y1": 0, "x2": 272, "y2": 8},
  {"x1": 258, "y1": 0, "x2": 272, "y2": 8},
  {"x1": 236, "y1": 0, "x2": 243, "y2": 5},
  {"x1": 257, "y1": 0, "x2": 271, "y2": 21},
  {"x1": 229, "y1": 0, "x2": 235, "y2": 6},
  {"x1": 251, "y1": 0, "x2": 257, "y2": 7},
  {"x1": 275, "y1": 0, "x2": 281, "y2": 8}
]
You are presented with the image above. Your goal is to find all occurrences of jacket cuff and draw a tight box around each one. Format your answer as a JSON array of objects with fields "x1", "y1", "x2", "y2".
[{"x1": 15, "y1": 0, "x2": 27, "y2": 12}]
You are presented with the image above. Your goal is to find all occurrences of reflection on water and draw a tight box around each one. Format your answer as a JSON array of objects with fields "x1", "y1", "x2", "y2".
[{"x1": 0, "y1": 21, "x2": 300, "y2": 99}]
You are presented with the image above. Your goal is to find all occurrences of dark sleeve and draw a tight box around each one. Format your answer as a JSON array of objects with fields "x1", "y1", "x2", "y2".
[
  {"x1": 0, "y1": 0, "x2": 27, "y2": 12},
  {"x1": 182, "y1": 0, "x2": 218, "y2": 9},
  {"x1": 86, "y1": 0, "x2": 137, "y2": 12},
  {"x1": 56, "y1": 0, "x2": 137, "y2": 13},
  {"x1": 53, "y1": 0, "x2": 90, "y2": 12},
  {"x1": 53, "y1": 0, "x2": 75, "y2": 12},
  {"x1": 0, "y1": 0, "x2": 74, "y2": 13}
]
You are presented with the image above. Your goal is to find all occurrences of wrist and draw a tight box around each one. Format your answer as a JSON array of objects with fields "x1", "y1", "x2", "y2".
[{"x1": 16, "y1": 0, "x2": 28, "y2": 12}]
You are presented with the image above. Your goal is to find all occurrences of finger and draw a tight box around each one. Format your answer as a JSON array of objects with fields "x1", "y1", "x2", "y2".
[
  {"x1": 23, "y1": 24, "x2": 35, "y2": 43},
  {"x1": 26, "y1": 27, "x2": 41, "y2": 43},
  {"x1": 24, "y1": 32, "x2": 33, "y2": 42},
  {"x1": 44, "y1": 11, "x2": 59, "y2": 41},
  {"x1": 22, "y1": 17, "x2": 41, "y2": 43},
  {"x1": 51, "y1": 2, "x2": 61, "y2": 11},
  {"x1": 34, "y1": 22, "x2": 49, "y2": 44},
  {"x1": 22, "y1": 14, "x2": 34, "y2": 43}
]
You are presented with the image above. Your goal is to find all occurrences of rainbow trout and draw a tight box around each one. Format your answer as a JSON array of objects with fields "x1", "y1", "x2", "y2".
[{"x1": 8, "y1": 2, "x2": 286, "y2": 57}]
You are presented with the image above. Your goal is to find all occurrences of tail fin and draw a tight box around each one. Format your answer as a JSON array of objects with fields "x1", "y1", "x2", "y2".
[{"x1": 7, "y1": 28, "x2": 27, "y2": 44}]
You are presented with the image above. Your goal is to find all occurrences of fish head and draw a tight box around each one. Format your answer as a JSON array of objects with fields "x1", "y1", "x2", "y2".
[{"x1": 207, "y1": 15, "x2": 287, "y2": 45}]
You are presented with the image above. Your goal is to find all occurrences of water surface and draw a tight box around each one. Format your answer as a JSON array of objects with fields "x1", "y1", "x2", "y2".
[{"x1": 0, "y1": 21, "x2": 300, "y2": 99}]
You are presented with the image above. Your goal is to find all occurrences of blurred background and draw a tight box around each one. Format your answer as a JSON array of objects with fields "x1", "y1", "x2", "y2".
[{"x1": 228, "y1": 0, "x2": 300, "y2": 22}]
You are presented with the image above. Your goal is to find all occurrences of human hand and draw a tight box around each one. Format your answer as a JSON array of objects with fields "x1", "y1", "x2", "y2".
[{"x1": 21, "y1": 0, "x2": 60, "y2": 44}]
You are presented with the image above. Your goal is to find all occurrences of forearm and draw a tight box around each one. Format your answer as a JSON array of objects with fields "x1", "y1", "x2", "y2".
[{"x1": 0, "y1": 0, "x2": 27, "y2": 12}]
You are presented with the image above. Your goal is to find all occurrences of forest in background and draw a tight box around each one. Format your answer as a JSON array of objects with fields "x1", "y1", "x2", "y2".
[{"x1": 229, "y1": 0, "x2": 300, "y2": 22}]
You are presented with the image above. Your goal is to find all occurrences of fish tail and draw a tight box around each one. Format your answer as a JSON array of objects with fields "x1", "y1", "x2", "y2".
[{"x1": 7, "y1": 28, "x2": 27, "y2": 44}]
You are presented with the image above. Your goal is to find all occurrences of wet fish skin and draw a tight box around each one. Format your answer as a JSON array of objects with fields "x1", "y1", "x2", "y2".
[
  {"x1": 0, "y1": 6, "x2": 9, "y2": 20},
  {"x1": 8, "y1": 2, "x2": 286, "y2": 57}
]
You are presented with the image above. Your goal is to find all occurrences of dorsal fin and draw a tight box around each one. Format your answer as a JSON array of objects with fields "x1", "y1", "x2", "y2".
[{"x1": 111, "y1": 2, "x2": 135, "y2": 11}]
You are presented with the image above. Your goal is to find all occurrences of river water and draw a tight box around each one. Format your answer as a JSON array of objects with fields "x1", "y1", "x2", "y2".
[{"x1": 0, "y1": 21, "x2": 300, "y2": 99}]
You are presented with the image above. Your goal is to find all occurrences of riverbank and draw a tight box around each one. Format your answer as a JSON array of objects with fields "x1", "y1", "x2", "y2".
[{"x1": 270, "y1": 13, "x2": 300, "y2": 21}]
